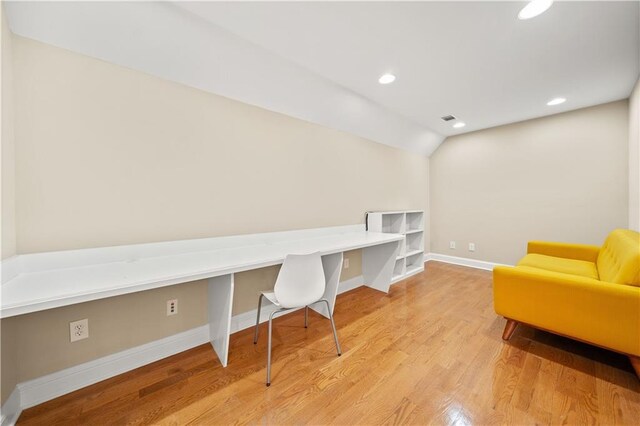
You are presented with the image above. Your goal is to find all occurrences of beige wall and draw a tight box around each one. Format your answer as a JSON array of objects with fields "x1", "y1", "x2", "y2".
[
  {"x1": 3, "y1": 281, "x2": 207, "y2": 383},
  {"x1": 1, "y1": 4, "x2": 15, "y2": 259},
  {"x1": 629, "y1": 78, "x2": 640, "y2": 231},
  {"x1": 430, "y1": 100, "x2": 629, "y2": 265},
  {"x1": 13, "y1": 36, "x2": 428, "y2": 254},
  {"x1": 1, "y1": 4, "x2": 17, "y2": 406},
  {"x1": 1, "y1": 35, "x2": 428, "y2": 403}
]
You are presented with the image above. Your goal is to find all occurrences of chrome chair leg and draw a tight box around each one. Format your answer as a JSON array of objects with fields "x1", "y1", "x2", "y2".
[
  {"x1": 266, "y1": 309, "x2": 279, "y2": 386},
  {"x1": 304, "y1": 306, "x2": 308, "y2": 328},
  {"x1": 253, "y1": 294, "x2": 264, "y2": 344},
  {"x1": 320, "y1": 299, "x2": 342, "y2": 356}
]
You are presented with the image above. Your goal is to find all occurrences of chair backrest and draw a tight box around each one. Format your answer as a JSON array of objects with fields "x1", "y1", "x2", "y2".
[
  {"x1": 597, "y1": 229, "x2": 640, "y2": 286},
  {"x1": 274, "y1": 252, "x2": 326, "y2": 308}
]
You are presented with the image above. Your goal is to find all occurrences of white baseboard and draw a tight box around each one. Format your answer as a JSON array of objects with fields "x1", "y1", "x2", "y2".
[
  {"x1": 16, "y1": 324, "x2": 210, "y2": 410},
  {"x1": 0, "y1": 388, "x2": 21, "y2": 426},
  {"x1": 424, "y1": 253, "x2": 510, "y2": 271},
  {"x1": 5, "y1": 274, "x2": 366, "y2": 421},
  {"x1": 230, "y1": 274, "x2": 364, "y2": 333},
  {"x1": 337, "y1": 274, "x2": 365, "y2": 293}
]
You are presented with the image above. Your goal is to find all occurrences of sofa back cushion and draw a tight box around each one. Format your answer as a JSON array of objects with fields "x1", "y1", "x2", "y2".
[{"x1": 597, "y1": 229, "x2": 640, "y2": 286}]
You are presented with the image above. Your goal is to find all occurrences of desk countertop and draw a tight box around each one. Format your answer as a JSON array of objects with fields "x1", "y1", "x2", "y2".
[{"x1": 1, "y1": 229, "x2": 403, "y2": 318}]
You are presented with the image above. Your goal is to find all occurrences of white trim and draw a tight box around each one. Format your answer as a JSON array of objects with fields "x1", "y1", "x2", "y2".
[
  {"x1": 229, "y1": 274, "x2": 365, "y2": 334},
  {"x1": 17, "y1": 325, "x2": 209, "y2": 409},
  {"x1": 337, "y1": 274, "x2": 365, "y2": 294},
  {"x1": 0, "y1": 388, "x2": 21, "y2": 426},
  {"x1": 424, "y1": 253, "x2": 511, "y2": 271}
]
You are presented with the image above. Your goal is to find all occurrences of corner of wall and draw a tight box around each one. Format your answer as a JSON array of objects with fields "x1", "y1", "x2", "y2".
[
  {"x1": 629, "y1": 77, "x2": 640, "y2": 231},
  {"x1": 1, "y1": 2, "x2": 17, "y2": 260},
  {"x1": 1, "y1": 1, "x2": 19, "y2": 411}
]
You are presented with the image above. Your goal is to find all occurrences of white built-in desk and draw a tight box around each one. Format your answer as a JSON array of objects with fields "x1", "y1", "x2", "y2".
[{"x1": 0, "y1": 225, "x2": 402, "y2": 366}]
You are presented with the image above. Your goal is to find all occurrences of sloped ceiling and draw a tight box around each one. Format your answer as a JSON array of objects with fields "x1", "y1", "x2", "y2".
[{"x1": 5, "y1": 1, "x2": 639, "y2": 156}]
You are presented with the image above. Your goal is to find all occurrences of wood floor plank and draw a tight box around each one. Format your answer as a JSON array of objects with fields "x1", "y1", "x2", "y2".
[{"x1": 18, "y1": 261, "x2": 640, "y2": 425}]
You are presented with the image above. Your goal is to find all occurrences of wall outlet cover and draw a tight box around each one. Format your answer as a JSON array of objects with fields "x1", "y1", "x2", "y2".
[
  {"x1": 343, "y1": 258, "x2": 350, "y2": 269},
  {"x1": 449, "y1": 241, "x2": 456, "y2": 249},
  {"x1": 70, "y1": 318, "x2": 89, "y2": 342},
  {"x1": 469, "y1": 243, "x2": 476, "y2": 252},
  {"x1": 167, "y1": 299, "x2": 178, "y2": 316}
]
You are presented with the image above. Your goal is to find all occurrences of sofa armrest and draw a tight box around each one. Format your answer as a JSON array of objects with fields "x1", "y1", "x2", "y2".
[
  {"x1": 493, "y1": 266, "x2": 640, "y2": 356},
  {"x1": 527, "y1": 241, "x2": 600, "y2": 262}
]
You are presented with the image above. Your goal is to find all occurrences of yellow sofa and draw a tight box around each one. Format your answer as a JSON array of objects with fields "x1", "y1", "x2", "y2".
[{"x1": 493, "y1": 229, "x2": 640, "y2": 378}]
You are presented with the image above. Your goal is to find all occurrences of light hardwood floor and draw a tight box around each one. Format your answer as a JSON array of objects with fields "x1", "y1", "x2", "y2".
[{"x1": 18, "y1": 262, "x2": 640, "y2": 425}]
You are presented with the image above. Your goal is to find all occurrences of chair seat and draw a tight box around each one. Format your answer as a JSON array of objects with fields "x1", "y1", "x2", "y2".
[
  {"x1": 261, "y1": 291, "x2": 281, "y2": 307},
  {"x1": 517, "y1": 253, "x2": 599, "y2": 280}
]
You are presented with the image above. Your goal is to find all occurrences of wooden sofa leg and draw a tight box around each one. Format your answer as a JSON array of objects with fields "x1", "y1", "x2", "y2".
[
  {"x1": 629, "y1": 356, "x2": 640, "y2": 379},
  {"x1": 502, "y1": 319, "x2": 519, "y2": 340}
]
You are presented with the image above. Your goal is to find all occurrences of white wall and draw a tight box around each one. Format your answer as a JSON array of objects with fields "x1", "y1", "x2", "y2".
[{"x1": 430, "y1": 101, "x2": 629, "y2": 265}]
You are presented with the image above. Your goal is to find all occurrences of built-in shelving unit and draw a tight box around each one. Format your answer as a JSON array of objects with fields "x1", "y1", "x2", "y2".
[{"x1": 366, "y1": 210, "x2": 425, "y2": 283}]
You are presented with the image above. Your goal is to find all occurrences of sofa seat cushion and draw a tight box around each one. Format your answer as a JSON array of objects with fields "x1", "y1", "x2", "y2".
[{"x1": 517, "y1": 254, "x2": 599, "y2": 280}]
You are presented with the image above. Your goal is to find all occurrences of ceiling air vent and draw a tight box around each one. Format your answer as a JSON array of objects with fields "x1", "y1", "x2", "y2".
[{"x1": 441, "y1": 115, "x2": 456, "y2": 122}]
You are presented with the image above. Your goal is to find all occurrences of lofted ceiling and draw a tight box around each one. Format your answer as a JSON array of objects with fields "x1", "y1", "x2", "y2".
[
  {"x1": 177, "y1": 1, "x2": 640, "y2": 137},
  {"x1": 5, "y1": 1, "x2": 640, "y2": 156}
]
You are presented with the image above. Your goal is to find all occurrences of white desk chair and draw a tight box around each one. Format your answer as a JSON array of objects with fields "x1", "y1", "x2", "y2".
[{"x1": 253, "y1": 252, "x2": 342, "y2": 386}]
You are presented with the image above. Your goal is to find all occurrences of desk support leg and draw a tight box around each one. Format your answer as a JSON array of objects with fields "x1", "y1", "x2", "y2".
[
  {"x1": 363, "y1": 241, "x2": 400, "y2": 293},
  {"x1": 208, "y1": 273, "x2": 234, "y2": 367},
  {"x1": 310, "y1": 252, "x2": 343, "y2": 319}
]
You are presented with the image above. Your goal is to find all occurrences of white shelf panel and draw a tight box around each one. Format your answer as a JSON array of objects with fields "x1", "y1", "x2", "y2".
[
  {"x1": 405, "y1": 265, "x2": 424, "y2": 277},
  {"x1": 404, "y1": 229, "x2": 423, "y2": 235},
  {"x1": 405, "y1": 249, "x2": 424, "y2": 258},
  {"x1": 368, "y1": 210, "x2": 423, "y2": 215}
]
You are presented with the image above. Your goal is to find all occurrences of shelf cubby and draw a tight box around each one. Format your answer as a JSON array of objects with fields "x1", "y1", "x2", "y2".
[
  {"x1": 405, "y1": 252, "x2": 423, "y2": 275},
  {"x1": 406, "y1": 211, "x2": 424, "y2": 233},
  {"x1": 406, "y1": 231, "x2": 424, "y2": 253},
  {"x1": 381, "y1": 213, "x2": 405, "y2": 234}
]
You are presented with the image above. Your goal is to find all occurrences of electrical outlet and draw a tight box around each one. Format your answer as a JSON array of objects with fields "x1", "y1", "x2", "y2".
[
  {"x1": 469, "y1": 243, "x2": 476, "y2": 252},
  {"x1": 449, "y1": 241, "x2": 456, "y2": 249},
  {"x1": 343, "y1": 258, "x2": 350, "y2": 269},
  {"x1": 167, "y1": 299, "x2": 178, "y2": 316},
  {"x1": 70, "y1": 319, "x2": 89, "y2": 342}
]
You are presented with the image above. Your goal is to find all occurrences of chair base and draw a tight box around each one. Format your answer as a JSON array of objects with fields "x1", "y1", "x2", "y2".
[
  {"x1": 629, "y1": 356, "x2": 640, "y2": 379},
  {"x1": 254, "y1": 296, "x2": 342, "y2": 387},
  {"x1": 502, "y1": 319, "x2": 519, "y2": 340},
  {"x1": 501, "y1": 318, "x2": 640, "y2": 380}
]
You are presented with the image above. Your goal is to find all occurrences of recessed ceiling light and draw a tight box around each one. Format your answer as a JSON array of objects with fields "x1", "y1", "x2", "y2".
[
  {"x1": 378, "y1": 74, "x2": 396, "y2": 84},
  {"x1": 518, "y1": 0, "x2": 553, "y2": 20},
  {"x1": 453, "y1": 122, "x2": 466, "y2": 129},
  {"x1": 546, "y1": 97, "x2": 566, "y2": 106}
]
